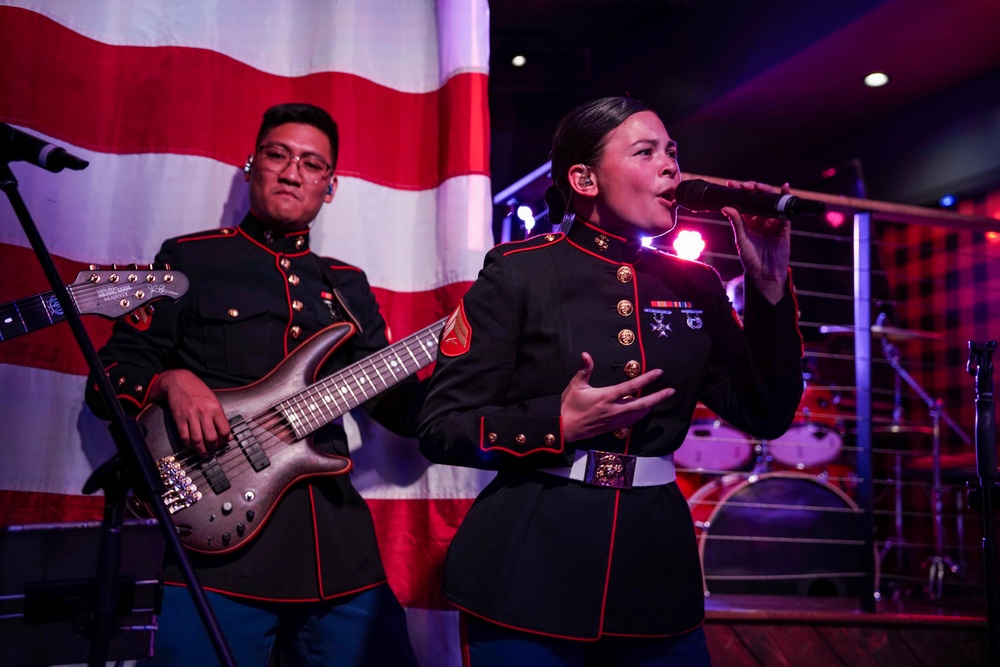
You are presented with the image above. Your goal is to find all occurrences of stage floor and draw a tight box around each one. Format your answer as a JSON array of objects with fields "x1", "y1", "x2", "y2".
[{"x1": 703, "y1": 592, "x2": 989, "y2": 666}]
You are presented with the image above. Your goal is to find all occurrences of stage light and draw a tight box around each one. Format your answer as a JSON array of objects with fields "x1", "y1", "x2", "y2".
[
  {"x1": 824, "y1": 211, "x2": 846, "y2": 228},
  {"x1": 938, "y1": 194, "x2": 956, "y2": 207},
  {"x1": 986, "y1": 232, "x2": 1000, "y2": 244},
  {"x1": 512, "y1": 55, "x2": 526, "y2": 67},
  {"x1": 672, "y1": 230, "x2": 705, "y2": 261},
  {"x1": 864, "y1": 72, "x2": 889, "y2": 87},
  {"x1": 516, "y1": 204, "x2": 536, "y2": 233},
  {"x1": 821, "y1": 167, "x2": 837, "y2": 179},
  {"x1": 641, "y1": 236, "x2": 654, "y2": 248}
]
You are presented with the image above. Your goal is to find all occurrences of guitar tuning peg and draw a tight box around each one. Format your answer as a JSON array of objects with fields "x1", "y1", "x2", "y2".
[
  {"x1": 88, "y1": 264, "x2": 101, "y2": 270},
  {"x1": 130, "y1": 313, "x2": 141, "y2": 323},
  {"x1": 162, "y1": 263, "x2": 172, "y2": 270},
  {"x1": 111, "y1": 263, "x2": 119, "y2": 270},
  {"x1": 148, "y1": 263, "x2": 155, "y2": 270},
  {"x1": 145, "y1": 304, "x2": 156, "y2": 315},
  {"x1": 127, "y1": 263, "x2": 139, "y2": 270}
]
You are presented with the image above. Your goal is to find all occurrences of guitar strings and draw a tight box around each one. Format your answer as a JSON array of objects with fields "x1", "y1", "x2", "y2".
[{"x1": 161, "y1": 329, "x2": 441, "y2": 489}]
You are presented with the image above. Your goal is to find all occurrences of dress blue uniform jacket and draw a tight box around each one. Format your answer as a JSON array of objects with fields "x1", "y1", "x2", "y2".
[
  {"x1": 418, "y1": 218, "x2": 804, "y2": 638},
  {"x1": 87, "y1": 213, "x2": 421, "y2": 601}
]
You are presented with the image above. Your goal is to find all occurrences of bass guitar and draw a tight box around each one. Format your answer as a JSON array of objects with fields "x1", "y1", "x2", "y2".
[
  {"x1": 139, "y1": 316, "x2": 445, "y2": 554},
  {"x1": 0, "y1": 266, "x2": 189, "y2": 341}
]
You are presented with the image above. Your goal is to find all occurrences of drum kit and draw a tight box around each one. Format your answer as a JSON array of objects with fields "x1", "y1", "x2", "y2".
[
  {"x1": 676, "y1": 321, "x2": 975, "y2": 598},
  {"x1": 675, "y1": 381, "x2": 868, "y2": 597}
]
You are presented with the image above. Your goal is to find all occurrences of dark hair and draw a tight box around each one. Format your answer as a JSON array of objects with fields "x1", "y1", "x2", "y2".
[
  {"x1": 256, "y1": 103, "x2": 340, "y2": 171},
  {"x1": 546, "y1": 96, "x2": 653, "y2": 223}
]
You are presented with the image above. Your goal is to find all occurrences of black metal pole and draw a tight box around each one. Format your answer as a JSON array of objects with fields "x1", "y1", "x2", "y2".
[
  {"x1": 968, "y1": 340, "x2": 999, "y2": 666},
  {"x1": 0, "y1": 161, "x2": 238, "y2": 667}
]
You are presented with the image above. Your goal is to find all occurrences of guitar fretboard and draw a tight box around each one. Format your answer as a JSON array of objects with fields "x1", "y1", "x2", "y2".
[
  {"x1": 0, "y1": 290, "x2": 67, "y2": 341},
  {"x1": 279, "y1": 318, "x2": 445, "y2": 438}
]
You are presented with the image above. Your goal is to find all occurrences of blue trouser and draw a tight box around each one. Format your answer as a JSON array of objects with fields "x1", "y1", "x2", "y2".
[
  {"x1": 462, "y1": 612, "x2": 712, "y2": 667},
  {"x1": 148, "y1": 584, "x2": 418, "y2": 666}
]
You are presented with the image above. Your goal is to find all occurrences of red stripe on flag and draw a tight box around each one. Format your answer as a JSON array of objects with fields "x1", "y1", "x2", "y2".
[
  {"x1": 0, "y1": 490, "x2": 105, "y2": 527},
  {"x1": 0, "y1": 6, "x2": 490, "y2": 191},
  {"x1": 368, "y1": 497, "x2": 473, "y2": 610},
  {"x1": 0, "y1": 243, "x2": 116, "y2": 376}
]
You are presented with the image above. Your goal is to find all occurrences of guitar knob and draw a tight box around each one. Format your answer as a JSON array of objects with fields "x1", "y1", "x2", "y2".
[
  {"x1": 236, "y1": 523, "x2": 246, "y2": 536},
  {"x1": 246, "y1": 509, "x2": 255, "y2": 521},
  {"x1": 222, "y1": 532, "x2": 231, "y2": 545},
  {"x1": 221, "y1": 501, "x2": 233, "y2": 515}
]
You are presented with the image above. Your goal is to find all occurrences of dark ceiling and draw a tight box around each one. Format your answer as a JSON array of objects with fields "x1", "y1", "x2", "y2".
[{"x1": 488, "y1": 0, "x2": 1000, "y2": 204}]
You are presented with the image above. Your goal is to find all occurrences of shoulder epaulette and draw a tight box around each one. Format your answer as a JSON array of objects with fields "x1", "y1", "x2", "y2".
[
  {"x1": 498, "y1": 232, "x2": 565, "y2": 257},
  {"x1": 174, "y1": 227, "x2": 240, "y2": 243}
]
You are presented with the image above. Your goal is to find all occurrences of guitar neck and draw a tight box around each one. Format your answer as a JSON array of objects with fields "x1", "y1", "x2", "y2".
[
  {"x1": 0, "y1": 290, "x2": 66, "y2": 341},
  {"x1": 279, "y1": 317, "x2": 445, "y2": 438}
]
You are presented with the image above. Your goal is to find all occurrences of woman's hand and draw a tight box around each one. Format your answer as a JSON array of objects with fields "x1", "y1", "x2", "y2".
[
  {"x1": 560, "y1": 353, "x2": 675, "y2": 443},
  {"x1": 723, "y1": 180, "x2": 792, "y2": 304}
]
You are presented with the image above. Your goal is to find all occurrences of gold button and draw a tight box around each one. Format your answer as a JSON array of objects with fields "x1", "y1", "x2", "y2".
[
  {"x1": 624, "y1": 360, "x2": 641, "y2": 377},
  {"x1": 228, "y1": 308, "x2": 239, "y2": 318},
  {"x1": 134, "y1": 385, "x2": 144, "y2": 394},
  {"x1": 280, "y1": 258, "x2": 291, "y2": 269},
  {"x1": 616, "y1": 299, "x2": 633, "y2": 317},
  {"x1": 117, "y1": 377, "x2": 126, "y2": 387},
  {"x1": 515, "y1": 434, "x2": 527, "y2": 445},
  {"x1": 292, "y1": 300, "x2": 304, "y2": 312},
  {"x1": 616, "y1": 266, "x2": 633, "y2": 283},
  {"x1": 594, "y1": 234, "x2": 610, "y2": 252},
  {"x1": 544, "y1": 434, "x2": 556, "y2": 446},
  {"x1": 618, "y1": 329, "x2": 636, "y2": 346},
  {"x1": 544, "y1": 234, "x2": 556, "y2": 241},
  {"x1": 295, "y1": 237, "x2": 305, "y2": 249},
  {"x1": 487, "y1": 432, "x2": 498, "y2": 444},
  {"x1": 221, "y1": 228, "x2": 235, "y2": 235},
  {"x1": 289, "y1": 325, "x2": 302, "y2": 339},
  {"x1": 614, "y1": 427, "x2": 630, "y2": 439},
  {"x1": 288, "y1": 274, "x2": 300, "y2": 286}
]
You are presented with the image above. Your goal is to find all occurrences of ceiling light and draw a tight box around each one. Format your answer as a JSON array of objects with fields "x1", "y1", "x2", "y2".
[
  {"x1": 864, "y1": 72, "x2": 889, "y2": 88},
  {"x1": 512, "y1": 55, "x2": 526, "y2": 67}
]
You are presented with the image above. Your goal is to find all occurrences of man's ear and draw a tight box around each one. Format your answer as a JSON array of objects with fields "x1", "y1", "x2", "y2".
[
  {"x1": 568, "y1": 164, "x2": 596, "y2": 197},
  {"x1": 324, "y1": 176, "x2": 339, "y2": 203}
]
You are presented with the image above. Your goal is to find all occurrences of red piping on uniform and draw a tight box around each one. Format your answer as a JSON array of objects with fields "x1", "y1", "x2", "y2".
[
  {"x1": 565, "y1": 237, "x2": 634, "y2": 265},
  {"x1": 448, "y1": 602, "x2": 603, "y2": 642},
  {"x1": 326, "y1": 264, "x2": 363, "y2": 273},
  {"x1": 501, "y1": 234, "x2": 563, "y2": 256},
  {"x1": 625, "y1": 272, "x2": 648, "y2": 456},
  {"x1": 598, "y1": 488, "x2": 621, "y2": 634},
  {"x1": 162, "y1": 578, "x2": 386, "y2": 604},
  {"x1": 236, "y1": 225, "x2": 311, "y2": 258},
  {"x1": 309, "y1": 484, "x2": 326, "y2": 598},
  {"x1": 579, "y1": 219, "x2": 627, "y2": 243},
  {"x1": 478, "y1": 416, "x2": 564, "y2": 456},
  {"x1": 273, "y1": 254, "x2": 295, "y2": 356},
  {"x1": 176, "y1": 230, "x2": 235, "y2": 244}
]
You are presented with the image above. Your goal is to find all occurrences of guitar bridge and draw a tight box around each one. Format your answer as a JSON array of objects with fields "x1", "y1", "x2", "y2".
[{"x1": 157, "y1": 455, "x2": 202, "y2": 514}]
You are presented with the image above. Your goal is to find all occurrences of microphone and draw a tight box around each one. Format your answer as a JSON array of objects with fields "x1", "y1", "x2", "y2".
[
  {"x1": 675, "y1": 179, "x2": 825, "y2": 218},
  {"x1": 0, "y1": 122, "x2": 89, "y2": 173}
]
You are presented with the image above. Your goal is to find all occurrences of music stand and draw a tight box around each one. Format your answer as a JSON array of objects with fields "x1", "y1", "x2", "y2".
[{"x1": 0, "y1": 519, "x2": 163, "y2": 666}]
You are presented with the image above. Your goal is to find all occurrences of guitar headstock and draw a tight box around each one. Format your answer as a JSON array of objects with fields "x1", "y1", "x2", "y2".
[{"x1": 71, "y1": 264, "x2": 190, "y2": 319}]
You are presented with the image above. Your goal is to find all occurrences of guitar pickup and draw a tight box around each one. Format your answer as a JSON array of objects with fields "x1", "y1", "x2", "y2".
[
  {"x1": 230, "y1": 415, "x2": 271, "y2": 473},
  {"x1": 199, "y1": 455, "x2": 231, "y2": 495}
]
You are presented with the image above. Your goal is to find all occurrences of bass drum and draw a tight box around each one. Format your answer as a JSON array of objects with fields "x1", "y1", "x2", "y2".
[
  {"x1": 688, "y1": 472, "x2": 867, "y2": 596},
  {"x1": 674, "y1": 404, "x2": 753, "y2": 474}
]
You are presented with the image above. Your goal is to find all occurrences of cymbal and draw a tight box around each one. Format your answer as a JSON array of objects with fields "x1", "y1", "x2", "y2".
[
  {"x1": 907, "y1": 452, "x2": 977, "y2": 472},
  {"x1": 819, "y1": 324, "x2": 943, "y2": 341},
  {"x1": 851, "y1": 424, "x2": 935, "y2": 436}
]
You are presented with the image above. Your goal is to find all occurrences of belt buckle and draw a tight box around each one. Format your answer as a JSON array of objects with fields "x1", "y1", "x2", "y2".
[{"x1": 584, "y1": 450, "x2": 636, "y2": 489}]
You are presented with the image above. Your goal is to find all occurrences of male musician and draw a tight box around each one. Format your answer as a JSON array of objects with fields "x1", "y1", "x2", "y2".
[{"x1": 86, "y1": 103, "x2": 422, "y2": 666}]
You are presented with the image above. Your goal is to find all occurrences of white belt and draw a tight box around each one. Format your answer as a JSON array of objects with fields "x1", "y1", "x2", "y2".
[{"x1": 538, "y1": 450, "x2": 676, "y2": 489}]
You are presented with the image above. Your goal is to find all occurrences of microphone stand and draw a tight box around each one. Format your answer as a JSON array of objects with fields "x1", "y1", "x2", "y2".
[
  {"x1": 0, "y1": 160, "x2": 237, "y2": 666},
  {"x1": 967, "y1": 341, "x2": 999, "y2": 666},
  {"x1": 880, "y1": 334, "x2": 970, "y2": 599}
]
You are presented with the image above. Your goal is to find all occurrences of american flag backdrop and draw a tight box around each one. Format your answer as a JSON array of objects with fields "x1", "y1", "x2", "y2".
[{"x1": 0, "y1": 2, "x2": 493, "y2": 664}]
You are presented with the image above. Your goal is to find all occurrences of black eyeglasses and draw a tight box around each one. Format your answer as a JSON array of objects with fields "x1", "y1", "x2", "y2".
[{"x1": 255, "y1": 144, "x2": 333, "y2": 184}]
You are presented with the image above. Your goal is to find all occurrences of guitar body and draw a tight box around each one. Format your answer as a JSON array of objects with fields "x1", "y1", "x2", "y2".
[{"x1": 138, "y1": 322, "x2": 356, "y2": 554}]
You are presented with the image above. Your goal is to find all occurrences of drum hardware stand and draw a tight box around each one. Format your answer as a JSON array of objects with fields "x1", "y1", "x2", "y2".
[
  {"x1": 881, "y1": 335, "x2": 970, "y2": 600},
  {"x1": 967, "y1": 341, "x2": 999, "y2": 666},
  {"x1": 1, "y1": 152, "x2": 237, "y2": 665}
]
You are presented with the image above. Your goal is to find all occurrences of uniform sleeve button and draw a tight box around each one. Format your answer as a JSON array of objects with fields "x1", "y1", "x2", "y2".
[
  {"x1": 228, "y1": 308, "x2": 239, "y2": 318},
  {"x1": 544, "y1": 434, "x2": 556, "y2": 446},
  {"x1": 487, "y1": 432, "x2": 499, "y2": 444},
  {"x1": 515, "y1": 434, "x2": 526, "y2": 445}
]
